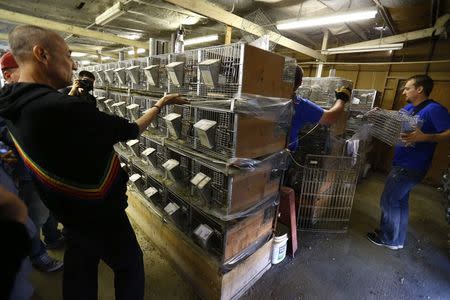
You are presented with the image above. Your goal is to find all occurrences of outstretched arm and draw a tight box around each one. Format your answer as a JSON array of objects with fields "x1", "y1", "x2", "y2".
[{"x1": 135, "y1": 93, "x2": 188, "y2": 133}]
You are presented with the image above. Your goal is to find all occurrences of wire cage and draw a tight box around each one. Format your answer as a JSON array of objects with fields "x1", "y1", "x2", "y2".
[
  {"x1": 163, "y1": 104, "x2": 196, "y2": 144},
  {"x1": 94, "y1": 89, "x2": 108, "y2": 99},
  {"x1": 133, "y1": 95, "x2": 170, "y2": 136},
  {"x1": 240, "y1": 8, "x2": 281, "y2": 51},
  {"x1": 191, "y1": 106, "x2": 236, "y2": 160},
  {"x1": 106, "y1": 91, "x2": 131, "y2": 115},
  {"x1": 150, "y1": 186, "x2": 276, "y2": 264},
  {"x1": 165, "y1": 190, "x2": 192, "y2": 234},
  {"x1": 366, "y1": 109, "x2": 423, "y2": 146},
  {"x1": 282, "y1": 56, "x2": 297, "y2": 84},
  {"x1": 167, "y1": 51, "x2": 199, "y2": 96},
  {"x1": 190, "y1": 156, "x2": 282, "y2": 216},
  {"x1": 157, "y1": 103, "x2": 236, "y2": 160},
  {"x1": 101, "y1": 62, "x2": 120, "y2": 86},
  {"x1": 347, "y1": 89, "x2": 378, "y2": 133},
  {"x1": 297, "y1": 77, "x2": 353, "y2": 108},
  {"x1": 144, "y1": 173, "x2": 167, "y2": 210},
  {"x1": 297, "y1": 154, "x2": 359, "y2": 233},
  {"x1": 140, "y1": 135, "x2": 166, "y2": 170},
  {"x1": 144, "y1": 54, "x2": 170, "y2": 94},
  {"x1": 287, "y1": 125, "x2": 346, "y2": 197},
  {"x1": 92, "y1": 64, "x2": 107, "y2": 87},
  {"x1": 197, "y1": 43, "x2": 243, "y2": 99},
  {"x1": 123, "y1": 58, "x2": 148, "y2": 90}
]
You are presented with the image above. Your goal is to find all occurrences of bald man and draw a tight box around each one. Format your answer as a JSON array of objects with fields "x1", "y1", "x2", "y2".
[{"x1": 0, "y1": 25, "x2": 187, "y2": 300}]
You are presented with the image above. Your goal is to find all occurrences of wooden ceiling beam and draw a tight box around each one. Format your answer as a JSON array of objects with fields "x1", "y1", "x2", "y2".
[
  {"x1": 0, "y1": 8, "x2": 148, "y2": 49},
  {"x1": 163, "y1": 0, "x2": 324, "y2": 60}
]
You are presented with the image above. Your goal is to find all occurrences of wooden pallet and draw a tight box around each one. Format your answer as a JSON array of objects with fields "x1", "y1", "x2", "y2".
[{"x1": 126, "y1": 191, "x2": 273, "y2": 300}]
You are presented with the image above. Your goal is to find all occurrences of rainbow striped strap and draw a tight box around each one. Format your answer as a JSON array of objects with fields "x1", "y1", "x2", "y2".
[{"x1": 11, "y1": 134, "x2": 121, "y2": 200}]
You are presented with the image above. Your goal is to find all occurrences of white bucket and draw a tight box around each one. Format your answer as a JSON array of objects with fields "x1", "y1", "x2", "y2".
[{"x1": 271, "y1": 234, "x2": 288, "y2": 264}]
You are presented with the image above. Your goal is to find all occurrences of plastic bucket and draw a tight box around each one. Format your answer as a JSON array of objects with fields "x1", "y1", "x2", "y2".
[{"x1": 271, "y1": 233, "x2": 288, "y2": 264}]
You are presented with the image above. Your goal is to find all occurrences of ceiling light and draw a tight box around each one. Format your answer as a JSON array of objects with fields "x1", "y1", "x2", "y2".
[
  {"x1": 322, "y1": 43, "x2": 403, "y2": 55},
  {"x1": 95, "y1": 2, "x2": 126, "y2": 26},
  {"x1": 118, "y1": 33, "x2": 142, "y2": 40},
  {"x1": 80, "y1": 60, "x2": 91, "y2": 65},
  {"x1": 277, "y1": 9, "x2": 377, "y2": 30},
  {"x1": 71, "y1": 51, "x2": 87, "y2": 57},
  {"x1": 184, "y1": 34, "x2": 219, "y2": 46},
  {"x1": 102, "y1": 56, "x2": 112, "y2": 60},
  {"x1": 128, "y1": 48, "x2": 146, "y2": 55}
]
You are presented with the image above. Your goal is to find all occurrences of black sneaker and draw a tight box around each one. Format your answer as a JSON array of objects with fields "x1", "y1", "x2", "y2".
[
  {"x1": 367, "y1": 232, "x2": 401, "y2": 250},
  {"x1": 32, "y1": 253, "x2": 64, "y2": 272}
]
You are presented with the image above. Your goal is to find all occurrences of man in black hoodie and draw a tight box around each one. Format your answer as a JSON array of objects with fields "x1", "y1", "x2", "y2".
[{"x1": 0, "y1": 24, "x2": 187, "y2": 300}]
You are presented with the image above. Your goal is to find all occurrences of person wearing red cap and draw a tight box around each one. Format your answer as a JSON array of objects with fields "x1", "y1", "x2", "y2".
[{"x1": 0, "y1": 51, "x2": 20, "y2": 84}]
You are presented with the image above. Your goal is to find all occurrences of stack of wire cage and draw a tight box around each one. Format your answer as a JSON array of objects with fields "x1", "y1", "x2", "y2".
[
  {"x1": 80, "y1": 42, "x2": 297, "y2": 265},
  {"x1": 345, "y1": 89, "x2": 378, "y2": 180},
  {"x1": 290, "y1": 76, "x2": 361, "y2": 233}
]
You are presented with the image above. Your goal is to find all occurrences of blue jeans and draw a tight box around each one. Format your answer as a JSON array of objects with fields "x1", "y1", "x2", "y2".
[
  {"x1": 20, "y1": 180, "x2": 49, "y2": 258},
  {"x1": 379, "y1": 166, "x2": 425, "y2": 246}
]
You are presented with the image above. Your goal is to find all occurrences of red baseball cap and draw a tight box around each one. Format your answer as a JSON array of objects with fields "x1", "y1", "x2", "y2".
[{"x1": 0, "y1": 51, "x2": 19, "y2": 70}]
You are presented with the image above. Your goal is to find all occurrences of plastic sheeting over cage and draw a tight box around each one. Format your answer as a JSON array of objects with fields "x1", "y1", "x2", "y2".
[{"x1": 155, "y1": 94, "x2": 292, "y2": 161}]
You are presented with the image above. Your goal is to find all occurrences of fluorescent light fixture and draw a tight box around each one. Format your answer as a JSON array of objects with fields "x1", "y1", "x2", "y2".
[
  {"x1": 184, "y1": 34, "x2": 219, "y2": 46},
  {"x1": 118, "y1": 33, "x2": 142, "y2": 40},
  {"x1": 322, "y1": 43, "x2": 403, "y2": 55},
  {"x1": 127, "y1": 48, "x2": 146, "y2": 55},
  {"x1": 102, "y1": 56, "x2": 112, "y2": 60},
  {"x1": 80, "y1": 60, "x2": 91, "y2": 65},
  {"x1": 277, "y1": 9, "x2": 377, "y2": 30},
  {"x1": 71, "y1": 51, "x2": 87, "y2": 57},
  {"x1": 95, "y1": 2, "x2": 126, "y2": 26}
]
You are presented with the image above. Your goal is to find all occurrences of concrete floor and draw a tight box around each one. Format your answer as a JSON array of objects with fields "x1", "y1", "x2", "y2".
[{"x1": 31, "y1": 172, "x2": 450, "y2": 300}]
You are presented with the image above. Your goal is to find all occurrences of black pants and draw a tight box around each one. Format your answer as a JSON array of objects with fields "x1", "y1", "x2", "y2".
[{"x1": 63, "y1": 211, "x2": 144, "y2": 300}]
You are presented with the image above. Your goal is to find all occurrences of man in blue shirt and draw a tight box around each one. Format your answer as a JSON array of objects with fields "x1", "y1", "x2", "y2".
[
  {"x1": 367, "y1": 74, "x2": 450, "y2": 250},
  {"x1": 289, "y1": 66, "x2": 351, "y2": 151}
]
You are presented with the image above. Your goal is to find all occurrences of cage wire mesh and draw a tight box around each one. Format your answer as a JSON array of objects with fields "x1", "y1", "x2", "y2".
[
  {"x1": 297, "y1": 154, "x2": 359, "y2": 233},
  {"x1": 297, "y1": 77, "x2": 353, "y2": 108},
  {"x1": 240, "y1": 8, "x2": 281, "y2": 51},
  {"x1": 366, "y1": 109, "x2": 423, "y2": 146},
  {"x1": 167, "y1": 51, "x2": 198, "y2": 96},
  {"x1": 347, "y1": 89, "x2": 377, "y2": 133},
  {"x1": 198, "y1": 43, "x2": 243, "y2": 99}
]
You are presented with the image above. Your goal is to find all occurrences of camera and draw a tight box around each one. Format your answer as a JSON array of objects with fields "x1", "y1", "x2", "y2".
[{"x1": 78, "y1": 79, "x2": 94, "y2": 91}]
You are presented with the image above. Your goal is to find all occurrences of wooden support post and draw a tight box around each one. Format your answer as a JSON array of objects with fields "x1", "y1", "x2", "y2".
[{"x1": 225, "y1": 25, "x2": 232, "y2": 44}]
